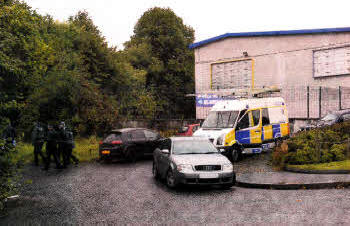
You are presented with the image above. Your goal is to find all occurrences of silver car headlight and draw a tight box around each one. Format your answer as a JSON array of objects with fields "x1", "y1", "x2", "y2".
[
  {"x1": 217, "y1": 134, "x2": 225, "y2": 145},
  {"x1": 222, "y1": 163, "x2": 233, "y2": 172},
  {"x1": 177, "y1": 164, "x2": 193, "y2": 173}
]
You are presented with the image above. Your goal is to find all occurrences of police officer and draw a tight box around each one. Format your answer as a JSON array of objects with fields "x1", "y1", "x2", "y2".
[
  {"x1": 44, "y1": 124, "x2": 62, "y2": 170},
  {"x1": 31, "y1": 122, "x2": 46, "y2": 166},
  {"x1": 66, "y1": 129, "x2": 79, "y2": 166},
  {"x1": 58, "y1": 122, "x2": 79, "y2": 168},
  {"x1": 57, "y1": 122, "x2": 66, "y2": 167},
  {"x1": 2, "y1": 122, "x2": 16, "y2": 146}
]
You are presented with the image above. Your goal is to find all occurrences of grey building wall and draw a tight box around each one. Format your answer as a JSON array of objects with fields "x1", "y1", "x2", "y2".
[{"x1": 193, "y1": 32, "x2": 350, "y2": 119}]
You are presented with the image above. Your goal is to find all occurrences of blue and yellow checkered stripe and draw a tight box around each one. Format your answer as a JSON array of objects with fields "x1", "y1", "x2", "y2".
[
  {"x1": 235, "y1": 123, "x2": 289, "y2": 145},
  {"x1": 262, "y1": 123, "x2": 289, "y2": 140}
]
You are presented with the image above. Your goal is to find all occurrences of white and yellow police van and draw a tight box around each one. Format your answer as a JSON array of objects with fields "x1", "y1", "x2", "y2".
[{"x1": 193, "y1": 97, "x2": 290, "y2": 162}]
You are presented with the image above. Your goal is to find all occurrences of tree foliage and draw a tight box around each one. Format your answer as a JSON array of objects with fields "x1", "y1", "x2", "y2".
[
  {"x1": 125, "y1": 7, "x2": 195, "y2": 118},
  {"x1": 0, "y1": 2, "x2": 195, "y2": 138}
]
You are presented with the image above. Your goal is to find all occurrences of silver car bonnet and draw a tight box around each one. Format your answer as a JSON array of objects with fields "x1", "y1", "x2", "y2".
[{"x1": 170, "y1": 154, "x2": 231, "y2": 166}]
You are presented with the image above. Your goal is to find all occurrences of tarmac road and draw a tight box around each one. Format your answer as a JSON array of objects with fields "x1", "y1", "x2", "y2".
[{"x1": 2, "y1": 155, "x2": 350, "y2": 225}]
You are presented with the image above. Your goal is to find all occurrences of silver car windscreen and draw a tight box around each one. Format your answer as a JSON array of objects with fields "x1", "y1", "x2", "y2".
[{"x1": 172, "y1": 140, "x2": 219, "y2": 155}]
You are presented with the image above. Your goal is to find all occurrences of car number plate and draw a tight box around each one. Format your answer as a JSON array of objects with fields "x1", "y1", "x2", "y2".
[{"x1": 199, "y1": 173, "x2": 219, "y2": 179}]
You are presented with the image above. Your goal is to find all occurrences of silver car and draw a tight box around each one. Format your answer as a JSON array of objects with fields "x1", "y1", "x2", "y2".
[{"x1": 153, "y1": 137, "x2": 236, "y2": 188}]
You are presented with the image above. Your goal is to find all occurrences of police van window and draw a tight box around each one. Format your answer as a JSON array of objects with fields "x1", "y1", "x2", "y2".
[
  {"x1": 202, "y1": 111, "x2": 239, "y2": 128},
  {"x1": 252, "y1": 109, "x2": 260, "y2": 126},
  {"x1": 262, "y1": 108, "x2": 270, "y2": 126},
  {"x1": 237, "y1": 113, "x2": 250, "y2": 130},
  {"x1": 238, "y1": 110, "x2": 247, "y2": 119},
  {"x1": 269, "y1": 107, "x2": 287, "y2": 124}
]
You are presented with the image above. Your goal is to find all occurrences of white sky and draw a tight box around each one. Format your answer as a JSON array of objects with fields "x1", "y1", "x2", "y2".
[{"x1": 24, "y1": 0, "x2": 350, "y2": 49}]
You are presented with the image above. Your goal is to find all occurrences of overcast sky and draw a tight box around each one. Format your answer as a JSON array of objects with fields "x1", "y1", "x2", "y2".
[{"x1": 24, "y1": 0, "x2": 350, "y2": 49}]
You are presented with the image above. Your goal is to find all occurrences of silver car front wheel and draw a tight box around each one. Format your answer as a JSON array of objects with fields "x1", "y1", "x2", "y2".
[
  {"x1": 231, "y1": 149, "x2": 240, "y2": 162},
  {"x1": 152, "y1": 162, "x2": 159, "y2": 179},
  {"x1": 166, "y1": 170, "x2": 177, "y2": 188}
]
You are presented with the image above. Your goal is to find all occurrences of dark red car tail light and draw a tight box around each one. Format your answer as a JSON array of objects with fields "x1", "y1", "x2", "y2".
[{"x1": 111, "y1": 140, "x2": 122, "y2": 145}]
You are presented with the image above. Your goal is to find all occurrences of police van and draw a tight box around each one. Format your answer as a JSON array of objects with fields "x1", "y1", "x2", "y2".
[{"x1": 193, "y1": 97, "x2": 290, "y2": 162}]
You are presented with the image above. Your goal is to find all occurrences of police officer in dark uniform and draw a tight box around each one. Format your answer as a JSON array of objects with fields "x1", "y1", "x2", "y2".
[
  {"x1": 2, "y1": 122, "x2": 16, "y2": 146},
  {"x1": 43, "y1": 124, "x2": 62, "y2": 170},
  {"x1": 58, "y1": 122, "x2": 79, "y2": 168},
  {"x1": 57, "y1": 122, "x2": 66, "y2": 167},
  {"x1": 31, "y1": 122, "x2": 46, "y2": 166},
  {"x1": 66, "y1": 129, "x2": 79, "y2": 166}
]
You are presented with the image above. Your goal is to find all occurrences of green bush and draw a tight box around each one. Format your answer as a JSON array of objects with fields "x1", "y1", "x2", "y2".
[
  {"x1": 0, "y1": 140, "x2": 20, "y2": 213},
  {"x1": 295, "y1": 148, "x2": 311, "y2": 164},
  {"x1": 330, "y1": 144, "x2": 346, "y2": 161},
  {"x1": 273, "y1": 122, "x2": 350, "y2": 167},
  {"x1": 320, "y1": 149, "x2": 333, "y2": 163}
]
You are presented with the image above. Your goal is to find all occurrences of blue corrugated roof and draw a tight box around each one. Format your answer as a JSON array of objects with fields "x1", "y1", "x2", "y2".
[{"x1": 189, "y1": 27, "x2": 350, "y2": 49}]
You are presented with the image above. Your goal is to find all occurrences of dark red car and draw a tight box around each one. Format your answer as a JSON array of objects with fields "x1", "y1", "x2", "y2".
[{"x1": 176, "y1": 124, "x2": 200, "y2": 136}]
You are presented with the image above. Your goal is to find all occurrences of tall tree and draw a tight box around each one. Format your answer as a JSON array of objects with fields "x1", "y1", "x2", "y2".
[{"x1": 125, "y1": 7, "x2": 195, "y2": 119}]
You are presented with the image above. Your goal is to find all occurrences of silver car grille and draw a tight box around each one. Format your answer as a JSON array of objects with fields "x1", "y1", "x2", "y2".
[{"x1": 195, "y1": 165, "x2": 221, "y2": 171}]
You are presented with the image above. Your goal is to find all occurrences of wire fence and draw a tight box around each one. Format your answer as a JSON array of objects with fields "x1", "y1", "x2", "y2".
[
  {"x1": 195, "y1": 86, "x2": 350, "y2": 120},
  {"x1": 282, "y1": 86, "x2": 350, "y2": 119}
]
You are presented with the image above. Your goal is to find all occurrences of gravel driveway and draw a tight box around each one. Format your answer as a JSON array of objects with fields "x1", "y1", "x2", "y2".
[{"x1": 2, "y1": 154, "x2": 350, "y2": 225}]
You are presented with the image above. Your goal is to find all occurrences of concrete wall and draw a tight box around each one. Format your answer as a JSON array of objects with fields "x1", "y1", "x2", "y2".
[
  {"x1": 120, "y1": 119, "x2": 199, "y2": 131},
  {"x1": 194, "y1": 33, "x2": 350, "y2": 119}
]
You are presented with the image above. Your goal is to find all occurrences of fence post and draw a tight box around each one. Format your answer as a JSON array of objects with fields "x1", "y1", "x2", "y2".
[
  {"x1": 347, "y1": 138, "x2": 350, "y2": 159},
  {"x1": 319, "y1": 86, "x2": 322, "y2": 119},
  {"x1": 307, "y1": 86, "x2": 310, "y2": 119},
  {"x1": 339, "y1": 86, "x2": 342, "y2": 110}
]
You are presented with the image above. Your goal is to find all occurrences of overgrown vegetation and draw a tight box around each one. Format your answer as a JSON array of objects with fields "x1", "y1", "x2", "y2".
[
  {"x1": 1, "y1": 1, "x2": 195, "y2": 138},
  {"x1": 0, "y1": 140, "x2": 19, "y2": 213},
  {"x1": 273, "y1": 122, "x2": 350, "y2": 169},
  {"x1": 125, "y1": 7, "x2": 195, "y2": 119}
]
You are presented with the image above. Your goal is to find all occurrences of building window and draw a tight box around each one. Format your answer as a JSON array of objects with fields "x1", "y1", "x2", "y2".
[
  {"x1": 211, "y1": 59, "x2": 252, "y2": 89},
  {"x1": 313, "y1": 46, "x2": 350, "y2": 78}
]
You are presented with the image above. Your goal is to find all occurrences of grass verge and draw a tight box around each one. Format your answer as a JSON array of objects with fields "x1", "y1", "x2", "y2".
[
  {"x1": 287, "y1": 160, "x2": 350, "y2": 171},
  {"x1": 73, "y1": 136, "x2": 100, "y2": 162},
  {"x1": 15, "y1": 136, "x2": 100, "y2": 164}
]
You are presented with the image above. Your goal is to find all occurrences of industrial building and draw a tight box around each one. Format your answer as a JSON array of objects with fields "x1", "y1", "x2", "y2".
[{"x1": 190, "y1": 27, "x2": 350, "y2": 127}]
